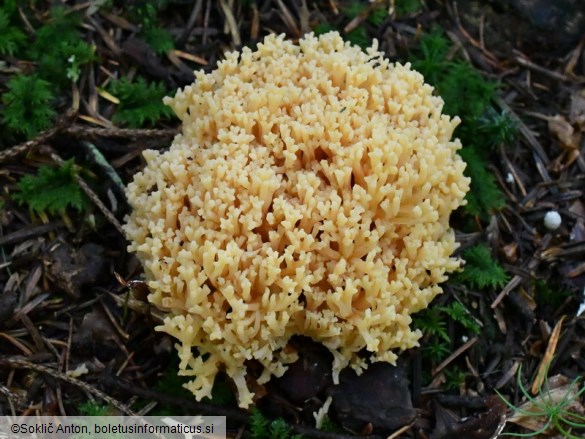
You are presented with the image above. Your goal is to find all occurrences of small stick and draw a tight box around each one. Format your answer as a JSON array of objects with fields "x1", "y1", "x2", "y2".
[
  {"x1": 64, "y1": 125, "x2": 178, "y2": 140},
  {"x1": 433, "y1": 337, "x2": 478, "y2": 376},
  {"x1": 0, "y1": 112, "x2": 76, "y2": 163},
  {"x1": 0, "y1": 356, "x2": 135, "y2": 416}
]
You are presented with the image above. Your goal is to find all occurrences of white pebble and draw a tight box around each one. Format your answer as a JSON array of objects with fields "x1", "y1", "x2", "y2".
[{"x1": 544, "y1": 211, "x2": 562, "y2": 230}]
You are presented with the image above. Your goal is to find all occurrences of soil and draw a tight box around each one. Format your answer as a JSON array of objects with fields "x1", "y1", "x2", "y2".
[{"x1": 1, "y1": 1, "x2": 584, "y2": 438}]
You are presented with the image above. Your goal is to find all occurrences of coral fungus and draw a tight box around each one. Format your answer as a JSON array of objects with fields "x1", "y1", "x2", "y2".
[{"x1": 124, "y1": 32, "x2": 470, "y2": 408}]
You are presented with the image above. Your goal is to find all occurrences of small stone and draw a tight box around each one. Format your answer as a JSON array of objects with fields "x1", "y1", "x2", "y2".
[{"x1": 329, "y1": 362, "x2": 415, "y2": 433}]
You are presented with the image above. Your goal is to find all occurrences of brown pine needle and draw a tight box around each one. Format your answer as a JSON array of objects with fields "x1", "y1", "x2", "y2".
[{"x1": 531, "y1": 315, "x2": 566, "y2": 395}]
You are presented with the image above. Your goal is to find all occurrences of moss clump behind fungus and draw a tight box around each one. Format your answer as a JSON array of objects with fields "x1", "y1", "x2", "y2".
[{"x1": 124, "y1": 32, "x2": 470, "y2": 408}]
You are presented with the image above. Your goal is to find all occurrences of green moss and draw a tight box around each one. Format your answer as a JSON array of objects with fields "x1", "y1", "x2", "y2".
[
  {"x1": 533, "y1": 279, "x2": 572, "y2": 311},
  {"x1": 77, "y1": 401, "x2": 110, "y2": 416},
  {"x1": 444, "y1": 367, "x2": 467, "y2": 390},
  {"x1": 439, "y1": 301, "x2": 481, "y2": 335},
  {"x1": 459, "y1": 148, "x2": 506, "y2": 217},
  {"x1": 108, "y1": 76, "x2": 174, "y2": 128},
  {"x1": 12, "y1": 160, "x2": 89, "y2": 215},
  {"x1": 456, "y1": 244, "x2": 509, "y2": 290},
  {"x1": 345, "y1": 26, "x2": 369, "y2": 49},
  {"x1": 0, "y1": 9, "x2": 27, "y2": 56},
  {"x1": 414, "y1": 308, "x2": 450, "y2": 343},
  {"x1": 21, "y1": 6, "x2": 97, "y2": 88},
  {"x1": 247, "y1": 410, "x2": 305, "y2": 439},
  {"x1": 140, "y1": 26, "x2": 174, "y2": 55},
  {"x1": 396, "y1": 0, "x2": 422, "y2": 16},
  {"x1": 2, "y1": 74, "x2": 56, "y2": 139},
  {"x1": 314, "y1": 22, "x2": 336, "y2": 35}
]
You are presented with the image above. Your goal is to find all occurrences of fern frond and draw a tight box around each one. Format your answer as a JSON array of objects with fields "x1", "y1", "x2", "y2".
[
  {"x1": 12, "y1": 160, "x2": 88, "y2": 215},
  {"x1": 457, "y1": 244, "x2": 509, "y2": 290},
  {"x1": 108, "y1": 76, "x2": 173, "y2": 128},
  {"x1": 2, "y1": 74, "x2": 56, "y2": 139}
]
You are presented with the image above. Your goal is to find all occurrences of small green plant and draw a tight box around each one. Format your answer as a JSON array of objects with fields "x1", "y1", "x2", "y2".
[
  {"x1": 395, "y1": 0, "x2": 422, "y2": 16},
  {"x1": 128, "y1": 1, "x2": 174, "y2": 54},
  {"x1": 77, "y1": 401, "x2": 110, "y2": 416},
  {"x1": 457, "y1": 244, "x2": 509, "y2": 290},
  {"x1": 414, "y1": 308, "x2": 450, "y2": 344},
  {"x1": 0, "y1": 9, "x2": 27, "y2": 56},
  {"x1": 27, "y1": 6, "x2": 96, "y2": 88},
  {"x1": 2, "y1": 74, "x2": 56, "y2": 139},
  {"x1": 108, "y1": 77, "x2": 173, "y2": 128},
  {"x1": 367, "y1": 6, "x2": 388, "y2": 26},
  {"x1": 141, "y1": 26, "x2": 174, "y2": 55},
  {"x1": 345, "y1": 26, "x2": 369, "y2": 49},
  {"x1": 414, "y1": 308, "x2": 451, "y2": 364},
  {"x1": 438, "y1": 301, "x2": 481, "y2": 335},
  {"x1": 248, "y1": 409, "x2": 304, "y2": 439},
  {"x1": 415, "y1": 301, "x2": 480, "y2": 364},
  {"x1": 62, "y1": 41, "x2": 97, "y2": 83},
  {"x1": 314, "y1": 22, "x2": 336, "y2": 35},
  {"x1": 533, "y1": 279, "x2": 573, "y2": 311},
  {"x1": 343, "y1": 2, "x2": 367, "y2": 20},
  {"x1": 497, "y1": 364, "x2": 585, "y2": 437},
  {"x1": 412, "y1": 30, "x2": 496, "y2": 118},
  {"x1": 319, "y1": 415, "x2": 343, "y2": 433},
  {"x1": 424, "y1": 339, "x2": 451, "y2": 362},
  {"x1": 444, "y1": 366, "x2": 467, "y2": 390},
  {"x1": 12, "y1": 160, "x2": 88, "y2": 215},
  {"x1": 478, "y1": 107, "x2": 518, "y2": 149}
]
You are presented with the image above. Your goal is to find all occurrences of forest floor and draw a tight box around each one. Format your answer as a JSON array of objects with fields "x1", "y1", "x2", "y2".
[{"x1": 1, "y1": 1, "x2": 585, "y2": 438}]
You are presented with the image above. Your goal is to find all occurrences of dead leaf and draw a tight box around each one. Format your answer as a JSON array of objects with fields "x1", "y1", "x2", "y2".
[
  {"x1": 502, "y1": 242, "x2": 518, "y2": 263},
  {"x1": 532, "y1": 316, "x2": 565, "y2": 394},
  {"x1": 570, "y1": 89, "x2": 585, "y2": 130},
  {"x1": 548, "y1": 114, "x2": 581, "y2": 150}
]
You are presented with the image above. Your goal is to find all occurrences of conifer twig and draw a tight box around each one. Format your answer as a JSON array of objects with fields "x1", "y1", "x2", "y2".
[
  {"x1": 0, "y1": 356, "x2": 135, "y2": 416},
  {"x1": 63, "y1": 125, "x2": 178, "y2": 140},
  {"x1": 0, "y1": 111, "x2": 76, "y2": 163}
]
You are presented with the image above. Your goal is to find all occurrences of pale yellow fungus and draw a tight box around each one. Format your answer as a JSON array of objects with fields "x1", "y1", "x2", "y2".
[{"x1": 124, "y1": 32, "x2": 470, "y2": 408}]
